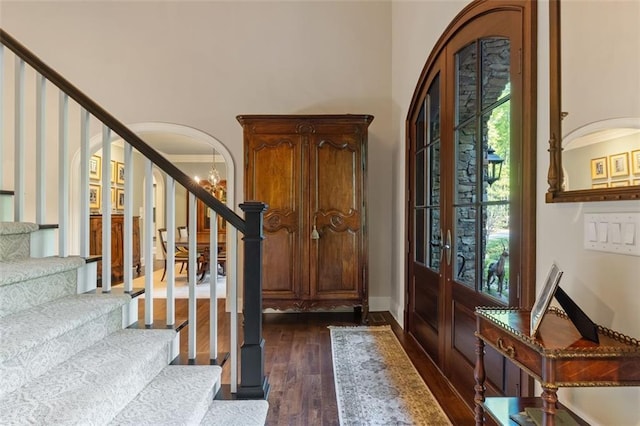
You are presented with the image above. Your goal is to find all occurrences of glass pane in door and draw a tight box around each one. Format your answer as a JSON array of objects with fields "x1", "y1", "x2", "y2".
[
  {"x1": 426, "y1": 75, "x2": 441, "y2": 272},
  {"x1": 481, "y1": 38, "x2": 511, "y2": 108},
  {"x1": 456, "y1": 42, "x2": 477, "y2": 125},
  {"x1": 483, "y1": 100, "x2": 510, "y2": 202},
  {"x1": 482, "y1": 204, "x2": 510, "y2": 301},
  {"x1": 455, "y1": 120, "x2": 478, "y2": 204},
  {"x1": 455, "y1": 205, "x2": 477, "y2": 287}
]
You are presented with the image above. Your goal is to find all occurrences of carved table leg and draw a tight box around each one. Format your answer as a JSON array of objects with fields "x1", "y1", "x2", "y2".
[
  {"x1": 198, "y1": 247, "x2": 210, "y2": 282},
  {"x1": 541, "y1": 385, "x2": 558, "y2": 426},
  {"x1": 474, "y1": 336, "x2": 486, "y2": 425}
]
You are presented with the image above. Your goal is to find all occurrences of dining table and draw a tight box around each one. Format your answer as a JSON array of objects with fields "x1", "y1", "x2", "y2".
[{"x1": 174, "y1": 232, "x2": 226, "y2": 281}]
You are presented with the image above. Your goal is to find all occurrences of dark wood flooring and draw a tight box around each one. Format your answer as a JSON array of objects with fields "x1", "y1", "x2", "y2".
[{"x1": 139, "y1": 299, "x2": 474, "y2": 425}]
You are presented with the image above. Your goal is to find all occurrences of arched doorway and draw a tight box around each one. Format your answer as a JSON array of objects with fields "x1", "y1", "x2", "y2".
[
  {"x1": 69, "y1": 122, "x2": 236, "y2": 299},
  {"x1": 405, "y1": 1, "x2": 537, "y2": 406}
]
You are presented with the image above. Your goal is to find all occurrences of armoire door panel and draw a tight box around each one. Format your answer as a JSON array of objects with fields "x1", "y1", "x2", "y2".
[
  {"x1": 313, "y1": 136, "x2": 360, "y2": 214},
  {"x1": 249, "y1": 136, "x2": 299, "y2": 211},
  {"x1": 246, "y1": 134, "x2": 303, "y2": 299},
  {"x1": 262, "y1": 228, "x2": 299, "y2": 297},
  {"x1": 312, "y1": 228, "x2": 360, "y2": 297},
  {"x1": 311, "y1": 133, "x2": 363, "y2": 299}
]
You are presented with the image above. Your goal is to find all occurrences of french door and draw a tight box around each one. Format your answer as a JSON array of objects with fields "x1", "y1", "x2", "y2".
[{"x1": 405, "y1": 1, "x2": 536, "y2": 406}]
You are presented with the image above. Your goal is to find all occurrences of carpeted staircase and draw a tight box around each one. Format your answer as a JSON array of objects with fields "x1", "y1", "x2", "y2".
[{"x1": 0, "y1": 221, "x2": 268, "y2": 425}]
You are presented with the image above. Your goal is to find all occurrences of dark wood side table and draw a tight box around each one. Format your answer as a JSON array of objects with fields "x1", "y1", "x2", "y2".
[{"x1": 474, "y1": 307, "x2": 640, "y2": 425}]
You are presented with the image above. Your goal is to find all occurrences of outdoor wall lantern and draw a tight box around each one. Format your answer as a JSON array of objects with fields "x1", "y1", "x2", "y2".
[{"x1": 485, "y1": 146, "x2": 504, "y2": 186}]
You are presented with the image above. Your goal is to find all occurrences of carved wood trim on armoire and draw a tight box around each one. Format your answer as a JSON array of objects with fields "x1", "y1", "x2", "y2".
[{"x1": 239, "y1": 114, "x2": 373, "y2": 317}]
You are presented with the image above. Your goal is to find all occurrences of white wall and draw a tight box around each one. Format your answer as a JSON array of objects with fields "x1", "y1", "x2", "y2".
[
  {"x1": 537, "y1": 3, "x2": 640, "y2": 424},
  {"x1": 0, "y1": 0, "x2": 393, "y2": 309}
]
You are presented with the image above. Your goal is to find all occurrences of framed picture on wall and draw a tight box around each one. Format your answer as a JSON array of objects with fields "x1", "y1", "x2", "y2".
[
  {"x1": 632, "y1": 150, "x2": 640, "y2": 175},
  {"x1": 611, "y1": 180, "x2": 630, "y2": 188},
  {"x1": 609, "y1": 152, "x2": 629, "y2": 178},
  {"x1": 633, "y1": 179, "x2": 640, "y2": 186},
  {"x1": 116, "y1": 189, "x2": 125, "y2": 210},
  {"x1": 89, "y1": 155, "x2": 101, "y2": 180},
  {"x1": 591, "y1": 182, "x2": 608, "y2": 189},
  {"x1": 89, "y1": 184, "x2": 101, "y2": 210},
  {"x1": 111, "y1": 187, "x2": 117, "y2": 207},
  {"x1": 116, "y1": 162, "x2": 125, "y2": 184},
  {"x1": 590, "y1": 157, "x2": 607, "y2": 180}
]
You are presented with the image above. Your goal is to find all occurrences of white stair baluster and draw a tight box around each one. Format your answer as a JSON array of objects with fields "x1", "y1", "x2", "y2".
[
  {"x1": 144, "y1": 158, "x2": 154, "y2": 325},
  {"x1": 0, "y1": 45, "x2": 4, "y2": 191},
  {"x1": 188, "y1": 192, "x2": 197, "y2": 359},
  {"x1": 35, "y1": 74, "x2": 46, "y2": 224},
  {"x1": 229, "y1": 226, "x2": 238, "y2": 393},
  {"x1": 101, "y1": 126, "x2": 111, "y2": 290},
  {"x1": 123, "y1": 142, "x2": 133, "y2": 292},
  {"x1": 14, "y1": 57, "x2": 25, "y2": 222},
  {"x1": 58, "y1": 92, "x2": 69, "y2": 256},
  {"x1": 210, "y1": 209, "x2": 218, "y2": 360},
  {"x1": 165, "y1": 176, "x2": 176, "y2": 325},
  {"x1": 79, "y1": 109, "x2": 90, "y2": 259}
]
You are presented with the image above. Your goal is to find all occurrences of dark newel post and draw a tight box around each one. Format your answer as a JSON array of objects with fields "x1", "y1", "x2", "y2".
[{"x1": 237, "y1": 201, "x2": 270, "y2": 399}]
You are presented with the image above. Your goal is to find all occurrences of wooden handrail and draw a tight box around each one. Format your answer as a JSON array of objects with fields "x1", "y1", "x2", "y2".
[{"x1": 0, "y1": 28, "x2": 246, "y2": 233}]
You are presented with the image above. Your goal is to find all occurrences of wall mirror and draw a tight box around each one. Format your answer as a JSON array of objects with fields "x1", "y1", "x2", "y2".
[{"x1": 546, "y1": 0, "x2": 640, "y2": 202}]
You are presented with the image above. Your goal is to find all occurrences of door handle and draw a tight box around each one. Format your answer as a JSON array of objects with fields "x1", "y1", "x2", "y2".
[{"x1": 444, "y1": 229, "x2": 452, "y2": 265}]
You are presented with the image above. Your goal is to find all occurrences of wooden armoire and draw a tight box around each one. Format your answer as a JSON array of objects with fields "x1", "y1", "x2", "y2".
[{"x1": 239, "y1": 114, "x2": 373, "y2": 316}]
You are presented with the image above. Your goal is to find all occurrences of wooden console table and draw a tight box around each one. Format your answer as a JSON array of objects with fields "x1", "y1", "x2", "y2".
[{"x1": 474, "y1": 307, "x2": 640, "y2": 425}]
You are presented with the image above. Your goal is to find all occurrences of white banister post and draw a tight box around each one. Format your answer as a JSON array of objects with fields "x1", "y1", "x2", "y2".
[
  {"x1": 165, "y1": 176, "x2": 176, "y2": 325},
  {"x1": 35, "y1": 74, "x2": 46, "y2": 224},
  {"x1": 101, "y1": 126, "x2": 112, "y2": 290},
  {"x1": 123, "y1": 143, "x2": 133, "y2": 292},
  {"x1": 210, "y1": 209, "x2": 218, "y2": 360},
  {"x1": 0, "y1": 45, "x2": 4, "y2": 191},
  {"x1": 79, "y1": 108, "x2": 90, "y2": 258},
  {"x1": 14, "y1": 58, "x2": 25, "y2": 222},
  {"x1": 229, "y1": 226, "x2": 238, "y2": 393},
  {"x1": 144, "y1": 158, "x2": 154, "y2": 325},
  {"x1": 188, "y1": 192, "x2": 197, "y2": 359},
  {"x1": 58, "y1": 93, "x2": 69, "y2": 257}
]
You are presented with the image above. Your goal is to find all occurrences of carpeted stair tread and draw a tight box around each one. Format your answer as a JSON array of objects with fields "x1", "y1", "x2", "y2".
[
  {"x1": 0, "y1": 222, "x2": 40, "y2": 260},
  {"x1": 0, "y1": 256, "x2": 85, "y2": 287},
  {"x1": 0, "y1": 294, "x2": 129, "y2": 399},
  {"x1": 0, "y1": 293, "x2": 130, "y2": 363},
  {"x1": 110, "y1": 365, "x2": 222, "y2": 425},
  {"x1": 0, "y1": 221, "x2": 39, "y2": 235},
  {"x1": 200, "y1": 400, "x2": 269, "y2": 426},
  {"x1": 0, "y1": 328, "x2": 176, "y2": 425}
]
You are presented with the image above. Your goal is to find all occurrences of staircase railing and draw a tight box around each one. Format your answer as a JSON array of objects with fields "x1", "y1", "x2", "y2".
[{"x1": 0, "y1": 28, "x2": 268, "y2": 399}]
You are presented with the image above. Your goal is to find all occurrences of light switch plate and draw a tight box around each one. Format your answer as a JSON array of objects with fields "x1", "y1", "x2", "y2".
[{"x1": 584, "y1": 213, "x2": 640, "y2": 256}]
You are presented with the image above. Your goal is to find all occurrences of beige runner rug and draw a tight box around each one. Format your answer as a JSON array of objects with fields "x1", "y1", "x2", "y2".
[{"x1": 329, "y1": 325, "x2": 451, "y2": 426}]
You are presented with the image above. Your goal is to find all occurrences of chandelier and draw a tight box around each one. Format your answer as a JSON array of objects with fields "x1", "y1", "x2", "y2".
[
  {"x1": 195, "y1": 148, "x2": 221, "y2": 193},
  {"x1": 207, "y1": 148, "x2": 221, "y2": 188}
]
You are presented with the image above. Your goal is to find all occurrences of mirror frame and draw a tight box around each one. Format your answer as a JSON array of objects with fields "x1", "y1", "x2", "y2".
[{"x1": 546, "y1": 0, "x2": 640, "y2": 203}]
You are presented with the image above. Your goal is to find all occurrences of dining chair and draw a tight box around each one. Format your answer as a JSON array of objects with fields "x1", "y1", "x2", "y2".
[
  {"x1": 177, "y1": 226, "x2": 188, "y2": 239},
  {"x1": 158, "y1": 228, "x2": 189, "y2": 281},
  {"x1": 176, "y1": 226, "x2": 190, "y2": 257}
]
